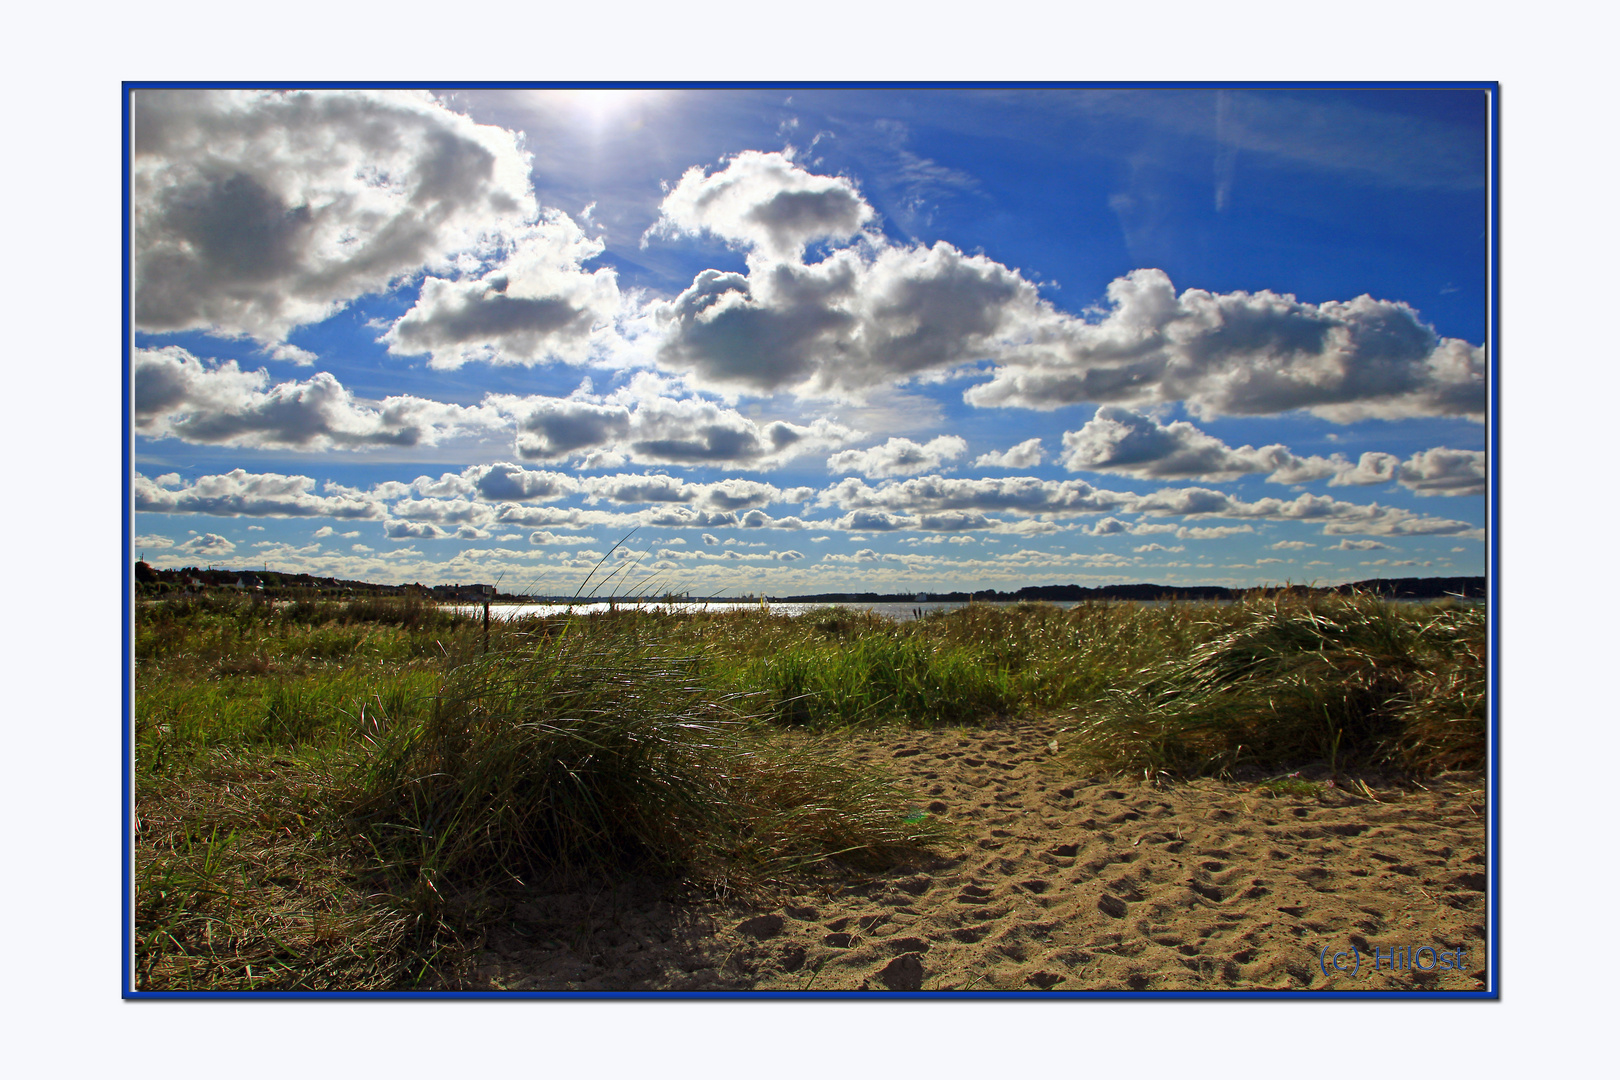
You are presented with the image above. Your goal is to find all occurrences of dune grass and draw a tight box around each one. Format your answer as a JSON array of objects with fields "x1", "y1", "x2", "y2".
[
  {"x1": 133, "y1": 597, "x2": 952, "y2": 990},
  {"x1": 1067, "y1": 591, "x2": 1487, "y2": 777},
  {"x1": 348, "y1": 615, "x2": 948, "y2": 912},
  {"x1": 135, "y1": 746, "x2": 445, "y2": 991},
  {"x1": 132, "y1": 589, "x2": 1486, "y2": 989}
]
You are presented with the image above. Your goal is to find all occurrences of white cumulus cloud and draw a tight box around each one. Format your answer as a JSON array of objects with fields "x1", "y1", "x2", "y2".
[
  {"x1": 973, "y1": 438, "x2": 1045, "y2": 469},
  {"x1": 647, "y1": 150, "x2": 875, "y2": 263},
  {"x1": 1397, "y1": 448, "x2": 1486, "y2": 496},
  {"x1": 489, "y1": 390, "x2": 858, "y2": 469},
  {"x1": 177, "y1": 533, "x2": 237, "y2": 557},
  {"x1": 1059, "y1": 406, "x2": 1342, "y2": 482},
  {"x1": 382, "y1": 215, "x2": 621, "y2": 368},
  {"x1": 641, "y1": 156, "x2": 1481, "y2": 420},
  {"x1": 135, "y1": 347, "x2": 504, "y2": 450},
  {"x1": 827, "y1": 435, "x2": 968, "y2": 478},
  {"x1": 963, "y1": 268, "x2": 1484, "y2": 421},
  {"x1": 134, "y1": 89, "x2": 536, "y2": 342},
  {"x1": 135, "y1": 470, "x2": 384, "y2": 519}
]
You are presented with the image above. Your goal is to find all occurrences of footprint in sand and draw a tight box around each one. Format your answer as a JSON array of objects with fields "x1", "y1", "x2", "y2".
[
  {"x1": 875, "y1": 953, "x2": 925, "y2": 991},
  {"x1": 1098, "y1": 894, "x2": 1130, "y2": 918}
]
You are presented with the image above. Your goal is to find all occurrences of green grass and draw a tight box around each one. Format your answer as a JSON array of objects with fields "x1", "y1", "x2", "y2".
[
  {"x1": 1250, "y1": 775, "x2": 1329, "y2": 800},
  {"x1": 723, "y1": 630, "x2": 1019, "y2": 728},
  {"x1": 133, "y1": 590, "x2": 1486, "y2": 989},
  {"x1": 660, "y1": 600, "x2": 1210, "y2": 728}
]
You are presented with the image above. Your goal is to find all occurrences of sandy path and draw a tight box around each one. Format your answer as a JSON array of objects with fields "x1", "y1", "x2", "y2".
[{"x1": 470, "y1": 717, "x2": 1489, "y2": 992}]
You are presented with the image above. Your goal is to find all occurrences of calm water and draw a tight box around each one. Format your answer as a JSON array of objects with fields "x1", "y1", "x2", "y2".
[
  {"x1": 450, "y1": 594, "x2": 1480, "y2": 624},
  {"x1": 449, "y1": 600, "x2": 972, "y2": 622}
]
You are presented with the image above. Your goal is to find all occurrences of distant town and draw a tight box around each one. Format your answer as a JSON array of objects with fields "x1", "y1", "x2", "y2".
[{"x1": 133, "y1": 562, "x2": 1486, "y2": 604}]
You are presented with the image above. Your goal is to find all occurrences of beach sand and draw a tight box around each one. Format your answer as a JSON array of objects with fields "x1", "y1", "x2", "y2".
[{"x1": 469, "y1": 716, "x2": 1488, "y2": 992}]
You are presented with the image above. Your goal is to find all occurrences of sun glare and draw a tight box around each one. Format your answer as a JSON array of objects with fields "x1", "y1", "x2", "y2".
[{"x1": 548, "y1": 88, "x2": 661, "y2": 129}]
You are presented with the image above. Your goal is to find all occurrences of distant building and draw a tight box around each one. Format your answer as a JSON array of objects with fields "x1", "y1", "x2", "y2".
[{"x1": 431, "y1": 582, "x2": 496, "y2": 601}]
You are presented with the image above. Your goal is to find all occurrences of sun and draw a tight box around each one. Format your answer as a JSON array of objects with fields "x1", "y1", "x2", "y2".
[{"x1": 548, "y1": 88, "x2": 662, "y2": 130}]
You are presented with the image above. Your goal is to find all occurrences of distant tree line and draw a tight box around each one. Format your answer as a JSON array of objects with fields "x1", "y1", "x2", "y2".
[
  {"x1": 133, "y1": 561, "x2": 1485, "y2": 604},
  {"x1": 772, "y1": 576, "x2": 1486, "y2": 604},
  {"x1": 134, "y1": 563, "x2": 391, "y2": 599}
]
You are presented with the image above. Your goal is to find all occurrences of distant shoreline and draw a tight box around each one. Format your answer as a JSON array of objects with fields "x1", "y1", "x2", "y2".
[
  {"x1": 768, "y1": 576, "x2": 1486, "y2": 605},
  {"x1": 133, "y1": 567, "x2": 1485, "y2": 605}
]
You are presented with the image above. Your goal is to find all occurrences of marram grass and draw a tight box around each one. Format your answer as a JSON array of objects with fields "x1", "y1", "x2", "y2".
[
  {"x1": 1067, "y1": 590, "x2": 1486, "y2": 777},
  {"x1": 134, "y1": 598, "x2": 952, "y2": 990},
  {"x1": 348, "y1": 619, "x2": 948, "y2": 911}
]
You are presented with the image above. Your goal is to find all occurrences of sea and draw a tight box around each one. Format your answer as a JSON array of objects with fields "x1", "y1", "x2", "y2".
[
  {"x1": 449, "y1": 595, "x2": 1478, "y2": 624},
  {"x1": 450, "y1": 599, "x2": 968, "y2": 623}
]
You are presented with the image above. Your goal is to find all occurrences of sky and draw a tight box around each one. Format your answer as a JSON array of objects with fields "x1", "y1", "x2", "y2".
[{"x1": 129, "y1": 85, "x2": 1490, "y2": 594}]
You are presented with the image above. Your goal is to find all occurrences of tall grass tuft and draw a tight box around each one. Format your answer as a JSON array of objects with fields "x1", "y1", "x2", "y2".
[
  {"x1": 348, "y1": 617, "x2": 949, "y2": 910},
  {"x1": 1070, "y1": 591, "x2": 1486, "y2": 776}
]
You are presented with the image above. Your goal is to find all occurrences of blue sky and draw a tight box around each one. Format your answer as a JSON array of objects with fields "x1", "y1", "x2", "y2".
[{"x1": 130, "y1": 86, "x2": 1490, "y2": 593}]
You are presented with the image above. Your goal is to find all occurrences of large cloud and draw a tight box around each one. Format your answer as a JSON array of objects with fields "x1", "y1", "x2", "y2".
[
  {"x1": 650, "y1": 241, "x2": 1047, "y2": 398},
  {"x1": 580, "y1": 473, "x2": 694, "y2": 505},
  {"x1": 134, "y1": 89, "x2": 535, "y2": 342},
  {"x1": 819, "y1": 475, "x2": 1127, "y2": 517},
  {"x1": 1396, "y1": 448, "x2": 1486, "y2": 496},
  {"x1": 455, "y1": 463, "x2": 580, "y2": 502},
  {"x1": 816, "y1": 473, "x2": 1478, "y2": 537},
  {"x1": 489, "y1": 390, "x2": 857, "y2": 468},
  {"x1": 645, "y1": 155, "x2": 1481, "y2": 419},
  {"x1": 1059, "y1": 406, "x2": 1342, "y2": 482},
  {"x1": 964, "y1": 269, "x2": 1484, "y2": 421},
  {"x1": 1326, "y1": 448, "x2": 1483, "y2": 495},
  {"x1": 135, "y1": 470, "x2": 384, "y2": 519},
  {"x1": 1058, "y1": 407, "x2": 1486, "y2": 492},
  {"x1": 382, "y1": 519, "x2": 494, "y2": 541},
  {"x1": 493, "y1": 397, "x2": 633, "y2": 461},
  {"x1": 647, "y1": 150, "x2": 874, "y2": 262},
  {"x1": 135, "y1": 342, "x2": 859, "y2": 469},
  {"x1": 826, "y1": 435, "x2": 968, "y2": 478},
  {"x1": 645, "y1": 157, "x2": 1046, "y2": 398},
  {"x1": 365, "y1": 470, "x2": 807, "y2": 535},
  {"x1": 135, "y1": 347, "x2": 503, "y2": 450},
  {"x1": 381, "y1": 216, "x2": 621, "y2": 368}
]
